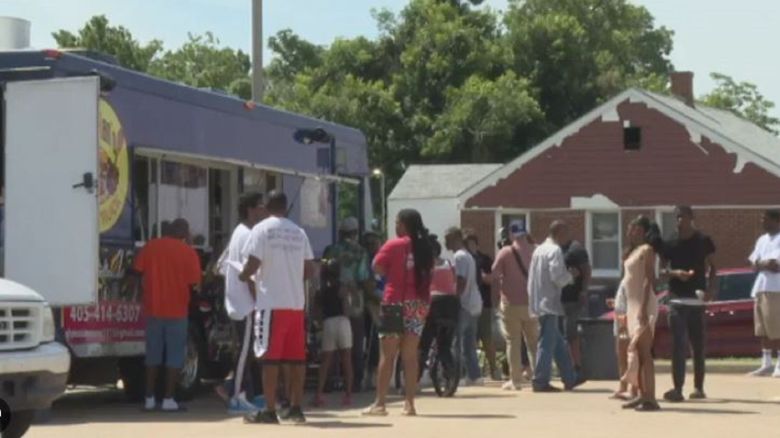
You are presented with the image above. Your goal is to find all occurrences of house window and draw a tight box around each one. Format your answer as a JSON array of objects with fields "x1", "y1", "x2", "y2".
[
  {"x1": 624, "y1": 127, "x2": 642, "y2": 150},
  {"x1": 499, "y1": 213, "x2": 528, "y2": 247},
  {"x1": 590, "y1": 212, "x2": 620, "y2": 274}
]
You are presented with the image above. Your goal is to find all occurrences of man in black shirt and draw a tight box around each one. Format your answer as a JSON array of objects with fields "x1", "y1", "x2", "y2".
[
  {"x1": 560, "y1": 239, "x2": 591, "y2": 374},
  {"x1": 466, "y1": 233, "x2": 500, "y2": 381},
  {"x1": 660, "y1": 206, "x2": 716, "y2": 402}
]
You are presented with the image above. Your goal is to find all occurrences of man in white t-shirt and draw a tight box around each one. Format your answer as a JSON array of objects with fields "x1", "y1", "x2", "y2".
[
  {"x1": 240, "y1": 191, "x2": 314, "y2": 425},
  {"x1": 748, "y1": 210, "x2": 780, "y2": 378},
  {"x1": 445, "y1": 227, "x2": 484, "y2": 386},
  {"x1": 217, "y1": 192, "x2": 266, "y2": 413}
]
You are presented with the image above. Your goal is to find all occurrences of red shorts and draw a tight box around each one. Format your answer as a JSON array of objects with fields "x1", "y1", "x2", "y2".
[{"x1": 264, "y1": 309, "x2": 306, "y2": 363}]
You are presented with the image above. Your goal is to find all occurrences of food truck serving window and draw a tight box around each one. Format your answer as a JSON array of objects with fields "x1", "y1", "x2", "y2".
[{"x1": 155, "y1": 161, "x2": 209, "y2": 247}]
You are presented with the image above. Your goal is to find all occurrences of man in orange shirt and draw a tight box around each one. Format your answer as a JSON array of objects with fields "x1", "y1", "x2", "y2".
[{"x1": 132, "y1": 218, "x2": 202, "y2": 412}]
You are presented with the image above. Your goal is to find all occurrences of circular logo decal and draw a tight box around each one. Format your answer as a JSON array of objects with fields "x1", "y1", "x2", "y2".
[{"x1": 98, "y1": 99, "x2": 129, "y2": 233}]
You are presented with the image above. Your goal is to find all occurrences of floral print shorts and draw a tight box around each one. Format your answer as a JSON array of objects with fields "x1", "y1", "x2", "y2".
[{"x1": 379, "y1": 299, "x2": 429, "y2": 338}]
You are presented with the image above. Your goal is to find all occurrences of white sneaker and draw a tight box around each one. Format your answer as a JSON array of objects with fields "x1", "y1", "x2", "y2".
[
  {"x1": 161, "y1": 398, "x2": 181, "y2": 412},
  {"x1": 144, "y1": 397, "x2": 156, "y2": 411},
  {"x1": 773, "y1": 368, "x2": 780, "y2": 378},
  {"x1": 228, "y1": 396, "x2": 258, "y2": 415},
  {"x1": 501, "y1": 381, "x2": 521, "y2": 391},
  {"x1": 748, "y1": 365, "x2": 774, "y2": 377}
]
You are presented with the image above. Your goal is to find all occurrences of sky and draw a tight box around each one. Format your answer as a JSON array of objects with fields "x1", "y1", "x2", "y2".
[{"x1": 3, "y1": 0, "x2": 779, "y2": 116}]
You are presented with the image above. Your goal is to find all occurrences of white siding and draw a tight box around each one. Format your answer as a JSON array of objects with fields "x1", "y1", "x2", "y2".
[{"x1": 387, "y1": 197, "x2": 461, "y2": 244}]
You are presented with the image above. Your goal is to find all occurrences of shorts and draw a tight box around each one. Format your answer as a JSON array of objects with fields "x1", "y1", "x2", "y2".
[
  {"x1": 145, "y1": 317, "x2": 188, "y2": 368},
  {"x1": 562, "y1": 302, "x2": 582, "y2": 341},
  {"x1": 755, "y1": 293, "x2": 780, "y2": 340},
  {"x1": 379, "y1": 299, "x2": 429, "y2": 338},
  {"x1": 264, "y1": 309, "x2": 306, "y2": 363},
  {"x1": 477, "y1": 307, "x2": 494, "y2": 345},
  {"x1": 322, "y1": 316, "x2": 353, "y2": 352}
]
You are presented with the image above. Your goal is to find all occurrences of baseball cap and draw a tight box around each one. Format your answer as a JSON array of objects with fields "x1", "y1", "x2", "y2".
[
  {"x1": 509, "y1": 219, "x2": 528, "y2": 237},
  {"x1": 339, "y1": 217, "x2": 359, "y2": 233}
]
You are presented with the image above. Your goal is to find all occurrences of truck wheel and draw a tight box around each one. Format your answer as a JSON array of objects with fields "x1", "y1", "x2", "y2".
[
  {"x1": 118, "y1": 356, "x2": 146, "y2": 402},
  {"x1": 4, "y1": 409, "x2": 35, "y2": 438}
]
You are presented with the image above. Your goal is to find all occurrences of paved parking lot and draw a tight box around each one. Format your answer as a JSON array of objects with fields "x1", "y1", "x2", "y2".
[{"x1": 27, "y1": 374, "x2": 780, "y2": 438}]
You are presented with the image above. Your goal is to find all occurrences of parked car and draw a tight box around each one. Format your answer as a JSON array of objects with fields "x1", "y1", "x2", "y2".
[
  {"x1": 601, "y1": 268, "x2": 760, "y2": 358},
  {"x1": 0, "y1": 278, "x2": 71, "y2": 438}
]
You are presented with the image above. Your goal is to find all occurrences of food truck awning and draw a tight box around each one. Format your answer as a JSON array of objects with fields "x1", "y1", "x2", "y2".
[{"x1": 0, "y1": 50, "x2": 370, "y2": 179}]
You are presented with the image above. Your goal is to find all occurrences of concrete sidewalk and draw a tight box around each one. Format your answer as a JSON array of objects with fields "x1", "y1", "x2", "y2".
[{"x1": 29, "y1": 373, "x2": 780, "y2": 438}]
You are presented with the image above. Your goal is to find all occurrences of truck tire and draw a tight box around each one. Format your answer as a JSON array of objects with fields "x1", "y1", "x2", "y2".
[
  {"x1": 3, "y1": 409, "x2": 35, "y2": 438},
  {"x1": 118, "y1": 356, "x2": 146, "y2": 402}
]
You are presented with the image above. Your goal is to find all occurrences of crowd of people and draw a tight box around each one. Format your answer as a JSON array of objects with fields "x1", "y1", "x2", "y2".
[{"x1": 129, "y1": 188, "x2": 780, "y2": 423}]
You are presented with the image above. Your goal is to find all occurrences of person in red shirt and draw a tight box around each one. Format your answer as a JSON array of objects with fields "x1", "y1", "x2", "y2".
[
  {"x1": 363, "y1": 209, "x2": 433, "y2": 417},
  {"x1": 132, "y1": 218, "x2": 201, "y2": 412}
]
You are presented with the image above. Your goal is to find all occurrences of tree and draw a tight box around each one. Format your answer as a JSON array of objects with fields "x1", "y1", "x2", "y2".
[
  {"x1": 701, "y1": 73, "x2": 779, "y2": 135},
  {"x1": 52, "y1": 15, "x2": 162, "y2": 72},
  {"x1": 150, "y1": 33, "x2": 252, "y2": 99},
  {"x1": 428, "y1": 72, "x2": 544, "y2": 161},
  {"x1": 504, "y1": 0, "x2": 674, "y2": 128},
  {"x1": 54, "y1": 16, "x2": 252, "y2": 99}
]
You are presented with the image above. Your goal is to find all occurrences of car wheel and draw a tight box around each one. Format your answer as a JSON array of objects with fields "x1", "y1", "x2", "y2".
[{"x1": 3, "y1": 409, "x2": 35, "y2": 438}]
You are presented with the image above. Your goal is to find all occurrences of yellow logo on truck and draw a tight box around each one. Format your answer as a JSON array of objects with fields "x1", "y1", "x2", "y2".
[{"x1": 98, "y1": 99, "x2": 129, "y2": 233}]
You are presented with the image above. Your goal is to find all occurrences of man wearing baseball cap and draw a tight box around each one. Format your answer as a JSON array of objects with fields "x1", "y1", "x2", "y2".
[
  {"x1": 491, "y1": 220, "x2": 538, "y2": 390},
  {"x1": 323, "y1": 217, "x2": 374, "y2": 391}
]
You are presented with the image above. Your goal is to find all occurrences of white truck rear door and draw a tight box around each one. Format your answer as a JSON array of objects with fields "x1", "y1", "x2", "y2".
[{"x1": 3, "y1": 76, "x2": 99, "y2": 306}]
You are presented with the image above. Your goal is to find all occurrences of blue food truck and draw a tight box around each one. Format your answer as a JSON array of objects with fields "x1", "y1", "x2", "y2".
[{"x1": 0, "y1": 49, "x2": 371, "y2": 399}]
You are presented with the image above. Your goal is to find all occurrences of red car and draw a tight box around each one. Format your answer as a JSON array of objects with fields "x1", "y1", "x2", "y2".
[{"x1": 601, "y1": 269, "x2": 760, "y2": 358}]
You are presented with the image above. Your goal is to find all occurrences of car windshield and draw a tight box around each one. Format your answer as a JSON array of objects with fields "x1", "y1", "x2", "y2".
[{"x1": 717, "y1": 272, "x2": 757, "y2": 302}]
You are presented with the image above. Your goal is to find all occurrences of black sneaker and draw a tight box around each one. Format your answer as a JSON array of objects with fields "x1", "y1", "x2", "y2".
[
  {"x1": 532, "y1": 384, "x2": 562, "y2": 393},
  {"x1": 280, "y1": 406, "x2": 306, "y2": 425},
  {"x1": 663, "y1": 389, "x2": 685, "y2": 403},
  {"x1": 244, "y1": 410, "x2": 279, "y2": 425}
]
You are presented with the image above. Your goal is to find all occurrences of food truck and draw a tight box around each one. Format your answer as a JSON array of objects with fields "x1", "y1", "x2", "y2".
[{"x1": 0, "y1": 49, "x2": 371, "y2": 399}]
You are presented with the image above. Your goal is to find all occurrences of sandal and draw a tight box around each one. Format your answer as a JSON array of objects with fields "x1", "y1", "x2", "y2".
[
  {"x1": 621, "y1": 398, "x2": 644, "y2": 409},
  {"x1": 610, "y1": 392, "x2": 630, "y2": 401},
  {"x1": 401, "y1": 406, "x2": 417, "y2": 417},
  {"x1": 362, "y1": 405, "x2": 388, "y2": 417},
  {"x1": 635, "y1": 401, "x2": 661, "y2": 412}
]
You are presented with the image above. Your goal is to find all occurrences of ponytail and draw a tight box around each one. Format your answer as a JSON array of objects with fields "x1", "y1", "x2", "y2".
[{"x1": 397, "y1": 209, "x2": 434, "y2": 290}]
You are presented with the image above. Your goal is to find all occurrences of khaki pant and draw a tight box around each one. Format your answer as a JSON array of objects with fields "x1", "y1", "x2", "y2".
[
  {"x1": 755, "y1": 292, "x2": 780, "y2": 340},
  {"x1": 499, "y1": 303, "x2": 539, "y2": 385}
]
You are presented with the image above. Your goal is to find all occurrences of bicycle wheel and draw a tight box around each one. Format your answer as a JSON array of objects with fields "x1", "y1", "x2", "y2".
[{"x1": 431, "y1": 343, "x2": 459, "y2": 397}]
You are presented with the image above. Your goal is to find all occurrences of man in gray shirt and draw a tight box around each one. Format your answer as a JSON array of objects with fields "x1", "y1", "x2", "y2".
[
  {"x1": 528, "y1": 221, "x2": 586, "y2": 392},
  {"x1": 445, "y1": 227, "x2": 484, "y2": 386}
]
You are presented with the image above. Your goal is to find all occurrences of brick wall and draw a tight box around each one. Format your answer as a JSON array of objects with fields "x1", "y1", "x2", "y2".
[
  {"x1": 692, "y1": 209, "x2": 764, "y2": 269},
  {"x1": 460, "y1": 210, "x2": 496, "y2": 256}
]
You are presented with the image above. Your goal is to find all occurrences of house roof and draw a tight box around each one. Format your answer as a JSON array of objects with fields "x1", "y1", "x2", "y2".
[
  {"x1": 389, "y1": 164, "x2": 502, "y2": 200},
  {"x1": 461, "y1": 88, "x2": 780, "y2": 203}
]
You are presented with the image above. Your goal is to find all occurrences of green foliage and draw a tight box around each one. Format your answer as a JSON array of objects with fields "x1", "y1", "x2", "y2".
[
  {"x1": 149, "y1": 33, "x2": 252, "y2": 99},
  {"x1": 701, "y1": 73, "x2": 780, "y2": 135},
  {"x1": 53, "y1": 16, "x2": 251, "y2": 99},
  {"x1": 504, "y1": 0, "x2": 675, "y2": 127},
  {"x1": 52, "y1": 15, "x2": 162, "y2": 72}
]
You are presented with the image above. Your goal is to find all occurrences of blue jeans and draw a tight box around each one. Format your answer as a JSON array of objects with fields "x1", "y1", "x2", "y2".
[
  {"x1": 533, "y1": 314, "x2": 576, "y2": 389},
  {"x1": 457, "y1": 309, "x2": 481, "y2": 381}
]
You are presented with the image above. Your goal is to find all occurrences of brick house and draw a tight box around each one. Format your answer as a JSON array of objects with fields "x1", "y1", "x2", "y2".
[{"x1": 460, "y1": 72, "x2": 780, "y2": 281}]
